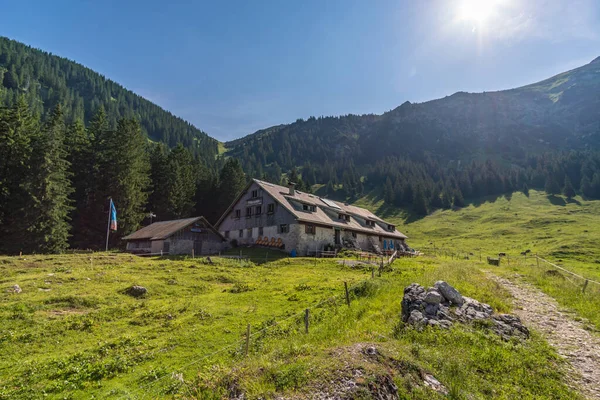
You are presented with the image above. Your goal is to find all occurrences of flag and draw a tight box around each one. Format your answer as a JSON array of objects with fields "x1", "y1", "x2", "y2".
[{"x1": 109, "y1": 199, "x2": 118, "y2": 231}]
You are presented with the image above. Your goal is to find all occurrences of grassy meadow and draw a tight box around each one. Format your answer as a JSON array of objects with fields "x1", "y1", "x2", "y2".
[
  {"x1": 0, "y1": 252, "x2": 580, "y2": 399},
  {"x1": 356, "y1": 189, "x2": 600, "y2": 330}
]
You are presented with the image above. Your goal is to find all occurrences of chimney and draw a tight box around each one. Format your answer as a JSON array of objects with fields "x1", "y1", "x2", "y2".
[{"x1": 288, "y1": 182, "x2": 296, "y2": 196}]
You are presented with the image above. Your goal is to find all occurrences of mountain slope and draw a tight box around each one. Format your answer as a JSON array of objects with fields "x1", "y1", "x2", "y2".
[
  {"x1": 227, "y1": 57, "x2": 600, "y2": 170},
  {"x1": 0, "y1": 37, "x2": 219, "y2": 161}
]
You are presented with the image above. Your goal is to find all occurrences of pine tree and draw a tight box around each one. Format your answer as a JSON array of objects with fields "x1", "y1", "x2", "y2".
[
  {"x1": 562, "y1": 176, "x2": 576, "y2": 199},
  {"x1": 103, "y1": 119, "x2": 151, "y2": 237},
  {"x1": 148, "y1": 143, "x2": 169, "y2": 219},
  {"x1": 31, "y1": 105, "x2": 74, "y2": 253},
  {"x1": 383, "y1": 177, "x2": 395, "y2": 204},
  {"x1": 453, "y1": 189, "x2": 466, "y2": 207},
  {"x1": 580, "y1": 176, "x2": 592, "y2": 198},
  {"x1": 522, "y1": 183, "x2": 529, "y2": 197},
  {"x1": 440, "y1": 189, "x2": 452, "y2": 209},
  {"x1": 0, "y1": 96, "x2": 38, "y2": 254},
  {"x1": 544, "y1": 176, "x2": 561, "y2": 196},
  {"x1": 590, "y1": 173, "x2": 600, "y2": 199},
  {"x1": 412, "y1": 186, "x2": 428, "y2": 216},
  {"x1": 218, "y1": 158, "x2": 246, "y2": 217},
  {"x1": 165, "y1": 144, "x2": 196, "y2": 219}
]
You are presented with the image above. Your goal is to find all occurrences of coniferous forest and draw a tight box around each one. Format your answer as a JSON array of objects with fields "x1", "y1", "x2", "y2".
[{"x1": 1, "y1": 36, "x2": 600, "y2": 254}]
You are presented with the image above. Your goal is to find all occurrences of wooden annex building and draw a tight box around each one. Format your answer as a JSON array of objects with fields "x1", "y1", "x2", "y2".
[{"x1": 122, "y1": 216, "x2": 225, "y2": 255}]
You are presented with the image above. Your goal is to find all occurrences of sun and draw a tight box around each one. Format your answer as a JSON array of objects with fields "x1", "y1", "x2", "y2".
[{"x1": 458, "y1": 0, "x2": 498, "y2": 25}]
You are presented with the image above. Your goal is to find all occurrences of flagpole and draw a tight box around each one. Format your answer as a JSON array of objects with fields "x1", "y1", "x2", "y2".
[{"x1": 105, "y1": 197, "x2": 111, "y2": 252}]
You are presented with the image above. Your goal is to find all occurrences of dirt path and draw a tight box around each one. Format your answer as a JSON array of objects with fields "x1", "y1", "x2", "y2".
[{"x1": 489, "y1": 274, "x2": 600, "y2": 399}]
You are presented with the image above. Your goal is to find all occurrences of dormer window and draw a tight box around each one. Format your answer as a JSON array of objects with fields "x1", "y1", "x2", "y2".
[
  {"x1": 387, "y1": 224, "x2": 395, "y2": 231},
  {"x1": 338, "y1": 213, "x2": 350, "y2": 221},
  {"x1": 366, "y1": 220, "x2": 376, "y2": 227},
  {"x1": 302, "y1": 204, "x2": 316, "y2": 212}
]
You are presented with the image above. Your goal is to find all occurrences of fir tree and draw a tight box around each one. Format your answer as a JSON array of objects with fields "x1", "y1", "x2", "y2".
[
  {"x1": 453, "y1": 189, "x2": 466, "y2": 207},
  {"x1": 31, "y1": 105, "x2": 74, "y2": 253},
  {"x1": 104, "y1": 119, "x2": 151, "y2": 237},
  {"x1": 165, "y1": 144, "x2": 196, "y2": 219},
  {"x1": 218, "y1": 158, "x2": 246, "y2": 217},
  {"x1": 580, "y1": 176, "x2": 592, "y2": 198},
  {"x1": 0, "y1": 96, "x2": 38, "y2": 254},
  {"x1": 522, "y1": 183, "x2": 529, "y2": 197},
  {"x1": 412, "y1": 186, "x2": 428, "y2": 216},
  {"x1": 562, "y1": 176, "x2": 576, "y2": 199},
  {"x1": 544, "y1": 176, "x2": 561, "y2": 196}
]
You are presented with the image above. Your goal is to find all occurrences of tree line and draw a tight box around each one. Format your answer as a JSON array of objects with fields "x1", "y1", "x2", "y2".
[{"x1": 0, "y1": 97, "x2": 246, "y2": 254}]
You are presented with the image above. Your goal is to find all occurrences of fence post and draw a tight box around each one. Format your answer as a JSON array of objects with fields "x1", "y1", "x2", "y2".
[
  {"x1": 344, "y1": 282, "x2": 350, "y2": 306},
  {"x1": 582, "y1": 280, "x2": 589, "y2": 293},
  {"x1": 304, "y1": 309, "x2": 309, "y2": 333},
  {"x1": 536, "y1": 255, "x2": 540, "y2": 268},
  {"x1": 160, "y1": 250, "x2": 163, "y2": 257},
  {"x1": 479, "y1": 253, "x2": 482, "y2": 262},
  {"x1": 372, "y1": 267, "x2": 375, "y2": 279},
  {"x1": 192, "y1": 249, "x2": 195, "y2": 259},
  {"x1": 245, "y1": 323, "x2": 251, "y2": 356},
  {"x1": 265, "y1": 251, "x2": 268, "y2": 264},
  {"x1": 507, "y1": 254, "x2": 510, "y2": 266}
]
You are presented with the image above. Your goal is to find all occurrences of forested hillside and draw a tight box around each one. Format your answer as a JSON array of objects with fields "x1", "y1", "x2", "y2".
[
  {"x1": 227, "y1": 58, "x2": 600, "y2": 213},
  {"x1": 0, "y1": 37, "x2": 219, "y2": 160}
]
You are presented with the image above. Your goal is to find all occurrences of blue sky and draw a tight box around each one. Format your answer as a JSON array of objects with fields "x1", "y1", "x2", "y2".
[{"x1": 3, "y1": 0, "x2": 600, "y2": 141}]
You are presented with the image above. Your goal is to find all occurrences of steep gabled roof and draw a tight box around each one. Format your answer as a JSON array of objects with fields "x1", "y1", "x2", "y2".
[
  {"x1": 253, "y1": 179, "x2": 407, "y2": 239},
  {"x1": 123, "y1": 216, "x2": 224, "y2": 241}
]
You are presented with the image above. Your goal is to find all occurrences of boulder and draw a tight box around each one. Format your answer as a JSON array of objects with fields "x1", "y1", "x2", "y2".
[
  {"x1": 11, "y1": 284, "x2": 22, "y2": 294},
  {"x1": 401, "y1": 282, "x2": 529, "y2": 340},
  {"x1": 424, "y1": 290, "x2": 442, "y2": 305},
  {"x1": 125, "y1": 285, "x2": 147, "y2": 297},
  {"x1": 434, "y1": 281, "x2": 464, "y2": 306}
]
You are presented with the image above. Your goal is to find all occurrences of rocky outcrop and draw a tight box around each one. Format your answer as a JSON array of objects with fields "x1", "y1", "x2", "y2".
[{"x1": 401, "y1": 282, "x2": 529, "y2": 340}]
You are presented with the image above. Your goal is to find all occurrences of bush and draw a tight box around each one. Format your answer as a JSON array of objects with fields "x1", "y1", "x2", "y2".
[{"x1": 350, "y1": 280, "x2": 382, "y2": 299}]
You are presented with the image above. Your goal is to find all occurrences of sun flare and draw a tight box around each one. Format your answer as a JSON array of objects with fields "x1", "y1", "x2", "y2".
[{"x1": 458, "y1": 0, "x2": 498, "y2": 25}]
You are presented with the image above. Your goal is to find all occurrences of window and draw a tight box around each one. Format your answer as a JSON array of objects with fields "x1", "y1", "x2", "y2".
[
  {"x1": 255, "y1": 205, "x2": 262, "y2": 216},
  {"x1": 366, "y1": 220, "x2": 375, "y2": 227},
  {"x1": 388, "y1": 224, "x2": 395, "y2": 231},
  {"x1": 303, "y1": 204, "x2": 316, "y2": 212},
  {"x1": 346, "y1": 215, "x2": 351, "y2": 221},
  {"x1": 246, "y1": 207, "x2": 252, "y2": 218},
  {"x1": 305, "y1": 225, "x2": 316, "y2": 234},
  {"x1": 251, "y1": 189, "x2": 258, "y2": 198},
  {"x1": 239, "y1": 230, "x2": 243, "y2": 238},
  {"x1": 339, "y1": 213, "x2": 350, "y2": 221},
  {"x1": 235, "y1": 209, "x2": 241, "y2": 219},
  {"x1": 351, "y1": 232, "x2": 357, "y2": 238},
  {"x1": 267, "y1": 203, "x2": 275, "y2": 214},
  {"x1": 258, "y1": 227, "x2": 264, "y2": 236},
  {"x1": 247, "y1": 228, "x2": 253, "y2": 238},
  {"x1": 279, "y1": 224, "x2": 289, "y2": 234},
  {"x1": 224, "y1": 231, "x2": 230, "y2": 238}
]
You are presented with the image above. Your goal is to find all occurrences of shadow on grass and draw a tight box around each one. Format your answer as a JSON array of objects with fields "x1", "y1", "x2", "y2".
[
  {"x1": 547, "y1": 195, "x2": 566, "y2": 206},
  {"x1": 566, "y1": 198, "x2": 581, "y2": 205}
]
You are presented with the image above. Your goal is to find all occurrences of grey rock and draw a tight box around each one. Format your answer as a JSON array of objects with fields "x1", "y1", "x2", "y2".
[
  {"x1": 401, "y1": 282, "x2": 528, "y2": 340},
  {"x1": 364, "y1": 346, "x2": 378, "y2": 356},
  {"x1": 125, "y1": 285, "x2": 147, "y2": 297},
  {"x1": 424, "y1": 290, "x2": 443, "y2": 305},
  {"x1": 11, "y1": 284, "x2": 22, "y2": 294},
  {"x1": 408, "y1": 310, "x2": 424, "y2": 324},
  {"x1": 424, "y1": 303, "x2": 440, "y2": 317},
  {"x1": 434, "y1": 281, "x2": 464, "y2": 306}
]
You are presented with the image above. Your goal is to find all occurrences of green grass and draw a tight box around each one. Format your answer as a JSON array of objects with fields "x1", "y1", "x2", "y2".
[
  {"x1": 356, "y1": 189, "x2": 600, "y2": 330},
  {"x1": 0, "y1": 253, "x2": 579, "y2": 399}
]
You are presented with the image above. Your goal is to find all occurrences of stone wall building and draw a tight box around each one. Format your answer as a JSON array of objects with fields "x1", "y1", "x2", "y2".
[
  {"x1": 216, "y1": 179, "x2": 408, "y2": 256},
  {"x1": 123, "y1": 216, "x2": 225, "y2": 255}
]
